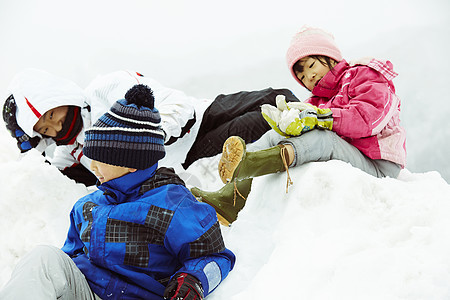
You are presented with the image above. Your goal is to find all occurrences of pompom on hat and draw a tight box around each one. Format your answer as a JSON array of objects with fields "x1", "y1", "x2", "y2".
[
  {"x1": 83, "y1": 84, "x2": 165, "y2": 169},
  {"x1": 286, "y1": 26, "x2": 343, "y2": 85}
]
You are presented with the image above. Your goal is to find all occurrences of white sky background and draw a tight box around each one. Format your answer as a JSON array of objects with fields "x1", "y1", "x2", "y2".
[{"x1": 0, "y1": 0, "x2": 449, "y2": 181}]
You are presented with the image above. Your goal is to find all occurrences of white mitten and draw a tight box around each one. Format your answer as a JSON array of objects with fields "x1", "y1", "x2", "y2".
[
  {"x1": 275, "y1": 94, "x2": 314, "y2": 111},
  {"x1": 261, "y1": 103, "x2": 289, "y2": 137},
  {"x1": 278, "y1": 108, "x2": 302, "y2": 134},
  {"x1": 262, "y1": 94, "x2": 332, "y2": 137},
  {"x1": 279, "y1": 105, "x2": 333, "y2": 136},
  {"x1": 275, "y1": 95, "x2": 289, "y2": 111}
]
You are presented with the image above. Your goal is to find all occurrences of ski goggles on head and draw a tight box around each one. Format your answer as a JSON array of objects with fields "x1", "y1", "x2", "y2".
[{"x1": 3, "y1": 94, "x2": 40, "y2": 152}]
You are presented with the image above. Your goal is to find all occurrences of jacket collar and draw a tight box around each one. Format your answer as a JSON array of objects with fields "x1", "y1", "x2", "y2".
[
  {"x1": 96, "y1": 163, "x2": 158, "y2": 204},
  {"x1": 311, "y1": 59, "x2": 349, "y2": 99}
]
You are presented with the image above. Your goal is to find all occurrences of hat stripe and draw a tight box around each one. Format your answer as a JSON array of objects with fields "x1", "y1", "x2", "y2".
[
  {"x1": 97, "y1": 113, "x2": 160, "y2": 131},
  {"x1": 107, "y1": 110, "x2": 160, "y2": 127},
  {"x1": 112, "y1": 101, "x2": 161, "y2": 122},
  {"x1": 85, "y1": 139, "x2": 164, "y2": 150},
  {"x1": 87, "y1": 126, "x2": 164, "y2": 136},
  {"x1": 85, "y1": 132, "x2": 164, "y2": 144},
  {"x1": 84, "y1": 146, "x2": 165, "y2": 169}
]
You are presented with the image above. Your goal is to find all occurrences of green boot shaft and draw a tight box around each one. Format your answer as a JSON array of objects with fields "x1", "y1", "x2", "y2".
[
  {"x1": 191, "y1": 178, "x2": 252, "y2": 226},
  {"x1": 219, "y1": 136, "x2": 287, "y2": 183},
  {"x1": 234, "y1": 145, "x2": 286, "y2": 181}
]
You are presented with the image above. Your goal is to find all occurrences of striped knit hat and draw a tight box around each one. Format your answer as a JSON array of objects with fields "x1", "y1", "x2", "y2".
[{"x1": 84, "y1": 84, "x2": 165, "y2": 169}]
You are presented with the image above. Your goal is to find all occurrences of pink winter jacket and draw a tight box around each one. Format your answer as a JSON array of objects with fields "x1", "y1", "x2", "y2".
[{"x1": 306, "y1": 59, "x2": 406, "y2": 167}]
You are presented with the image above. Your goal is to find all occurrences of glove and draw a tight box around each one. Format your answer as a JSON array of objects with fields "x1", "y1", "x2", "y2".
[
  {"x1": 261, "y1": 95, "x2": 307, "y2": 137},
  {"x1": 3, "y1": 95, "x2": 41, "y2": 152},
  {"x1": 12, "y1": 128, "x2": 40, "y2": 152},
  {"x1": 164, "y1": 273, "x2": 204, "y2": 300},
  {"x1": 261, "y1": 95, "x2": 333, "y2": 137}
]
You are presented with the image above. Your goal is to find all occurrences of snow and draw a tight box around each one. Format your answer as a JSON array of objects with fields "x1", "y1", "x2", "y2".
[
  {"x1": 213, "y1": 164, "x2": 450, "y2": 299},
  {"x1": 1, "y1": 0, "x2": 450, "y2": 299}
]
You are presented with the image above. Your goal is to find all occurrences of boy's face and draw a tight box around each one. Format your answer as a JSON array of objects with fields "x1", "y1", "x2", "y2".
[
  {"x1": 33, "y1": 105, "x2": 69, "y2": 137},
  {"x1": 295, "y1": 57, "x2": 333, "y2": 91},
  {"x1": 90, "y1": 160, "x2": 137, "y2": 183}
]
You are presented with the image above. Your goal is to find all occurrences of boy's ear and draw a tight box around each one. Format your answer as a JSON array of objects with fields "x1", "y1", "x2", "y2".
[{"x1": 129, "y1": 168, "x2": 138, "y2": 173}]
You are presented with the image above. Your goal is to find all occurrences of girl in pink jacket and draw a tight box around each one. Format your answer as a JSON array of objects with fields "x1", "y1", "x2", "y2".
[{"x1": 191, "y1": 26, "x2": 407, "y2": 226}]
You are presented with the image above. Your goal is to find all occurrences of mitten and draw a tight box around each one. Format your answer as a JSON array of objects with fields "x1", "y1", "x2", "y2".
[
  {"x1": 3, "y1": 95, "x2": 41, "y2": 152},
  {"x1": 261, "y1": 95, "x2": 306, "y2": 137},
  {"x1": 164, "y1": 273, "x2": 204, "y2": 300},
  {"x1": 261, "y1": 95, "x2": 333, "y2": 137},
  {"x1": 261, "y1": 102, "x2": 288, "y2": 137},
  {"x1": 12, "y1": 128, "x2": 41, "y2": 152},
  {"x1": 274, "y1": 94, "x2": 314, "y2": 112},
  {"x1": 278, "y1": 103, "x2": 333, "y2": 136}
]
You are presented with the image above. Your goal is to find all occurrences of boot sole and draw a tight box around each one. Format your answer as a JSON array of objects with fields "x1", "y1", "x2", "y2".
[
  {"x1": 216, "y1": 211, "x2": 232, "y2": 227},
  {"x1": 218, "y1": 136, "x2": 245, "y2": 184}
]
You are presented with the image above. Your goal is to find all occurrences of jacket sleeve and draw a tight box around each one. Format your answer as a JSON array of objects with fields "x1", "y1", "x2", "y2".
[
  {"x1": 47, "y1": 144, "x2": 80, "y2": 170},
  {"x1": 330, "y1": 67, "x2": 398, "y2": 139},
  {"x1": 61, "y1": 209, "x2": 85, "y2": 258},
  {"x1": 47, "y1": 142, "x2": 92, "y2": 172},
  {"x1": 164, "y1": 193, "x2": 236, "y2": 296},
  {"x1": 85, "y1": 70, "x2": 196, "y2": 143},
  {"x1": 137, "y1": 76, "x2": 196, "y2": 143}
]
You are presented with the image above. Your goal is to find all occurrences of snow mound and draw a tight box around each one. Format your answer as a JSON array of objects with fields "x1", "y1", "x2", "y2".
[
  {"x1": 207, "y1": 161, "x2": 450, "y2": 300},
  {"x1": 1, "y1": 126, "x2": 450, "y2": 299},
  {"x1": 0, "y1": 149, "x2": 90, "y2": 286}
]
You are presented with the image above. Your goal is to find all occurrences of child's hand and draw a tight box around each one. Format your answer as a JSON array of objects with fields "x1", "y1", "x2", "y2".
[
  {"x1": 262, "y1": 95, "x2": 333, "y2": 137},
  {"x1": 261, "y1": 103, "x2": 290, "y2": 137},
  {"x1": 3, "y1": 95, "x2": 41, "y2": 152},
  {"x1": 279, "y1": 104, "x2": 333, "y2": 136},
  {"x1": 275, "y1": 94, "x2": 312, "y2": 112},
  {"x1": 164, "y1": 273, "x2": 204, "y2": 300}
]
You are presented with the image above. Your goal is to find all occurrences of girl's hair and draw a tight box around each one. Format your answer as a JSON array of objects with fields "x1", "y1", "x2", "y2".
[{"x1": 293, "y1": 55, "x2": 337, "y2": 74}]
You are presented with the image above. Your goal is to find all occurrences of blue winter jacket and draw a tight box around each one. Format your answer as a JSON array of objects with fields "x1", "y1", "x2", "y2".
[{"x1": 62, "y1": 164, "x2": 235, "y2": 299}]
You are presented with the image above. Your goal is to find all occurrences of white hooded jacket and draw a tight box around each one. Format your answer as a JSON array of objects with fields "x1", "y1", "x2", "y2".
[{"x1": 7, "y1": 69, "x2": 212, "y2": 173}]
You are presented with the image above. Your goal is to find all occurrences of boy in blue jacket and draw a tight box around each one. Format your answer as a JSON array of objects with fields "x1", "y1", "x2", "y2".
[{"x1": 0, "y1": 84, "x2": 235, "y2": 300}]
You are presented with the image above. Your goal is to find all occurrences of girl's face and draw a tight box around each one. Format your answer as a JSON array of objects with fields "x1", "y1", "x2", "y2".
[
  {"x1": 295, "y1": 57, "x2": 335, "y2": 91},
  {"x1": 33, "y1": 105, "x2": 69, "y2": 137},
  {"x1": 90, "y1": 160, "x2": 136, "y2": 184}
]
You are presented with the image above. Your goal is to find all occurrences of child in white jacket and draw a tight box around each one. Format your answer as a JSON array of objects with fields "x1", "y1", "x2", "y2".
[
  {"x1": 4, "y1": 69, "x2": 199, "y2": 185},
  {"x1": 3, "y1": 69, "x2": 298, "y2": 185}
]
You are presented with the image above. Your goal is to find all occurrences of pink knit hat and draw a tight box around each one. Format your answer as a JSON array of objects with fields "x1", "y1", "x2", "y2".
[{"x1": 286, "y1": 26, "x2": 343, "y2": 85}]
